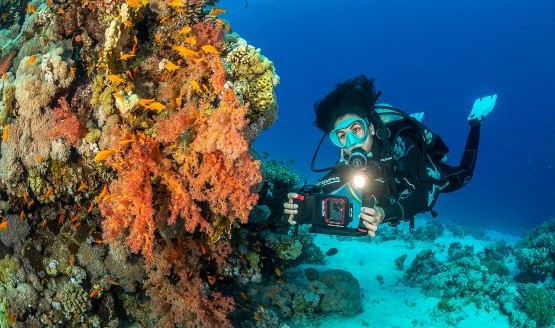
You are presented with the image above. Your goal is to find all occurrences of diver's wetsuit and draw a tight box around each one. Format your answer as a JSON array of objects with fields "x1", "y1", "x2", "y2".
[{"x1": 315, "y1": 123, "x2": 481, "y2": 226}]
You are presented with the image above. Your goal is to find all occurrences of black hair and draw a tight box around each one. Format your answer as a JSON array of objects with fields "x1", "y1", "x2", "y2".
[{"x1": 313, "y1": 75, "x2": 381, "y2": 133}]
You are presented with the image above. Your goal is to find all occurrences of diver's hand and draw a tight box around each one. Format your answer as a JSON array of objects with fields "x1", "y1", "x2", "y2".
[
  {"x1": 283, "y1": 192, "x2": 299, "y2": 225},
  {"x1": 359, "y1": 206, "x2": 385, "y2": 237}
]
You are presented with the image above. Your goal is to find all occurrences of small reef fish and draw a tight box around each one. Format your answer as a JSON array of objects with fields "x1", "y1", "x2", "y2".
[
  {"x1": 172, "y1": 45, "x2": 198, "y2": 58},
  {"x1": 97, "y1": 185, "x2": 109, "y2": 201},
  {"x1": 132, "y1": 35, "x2": 138, "y2": 53},
  {"x1": 0, "y1": 220, "x2": 7, "y2": 231},
  {"x1": 190, "y1": 80, "x2": 203, "y2": 94},
  {"x1": 94, "y1": 149, "x2": 117, "y2": 162},
  {"x1": 210, "y1": 7, "x2": 226, "y2": 16},
  {"x1": 107, "y1": 74, "x2": 125, "y2": 84},
  {"x1": 122, "y1": 19, "x2": 133, "y2": 28},
  {"x1": 160, "y1": 15, "x2": 171, "y2": 24},
  {"x1": 120, "y1": 53, "x2": 135, "y2": 61},
  {"x1": 167, "y1": 0, "x2": 183, "y2": 8},
  {"x1": 164, "y1": 60, "x2": 181, "y2": 72},
  {"x1": 2, "y1": 124, "x2": 9, "y2": 142},
  {"x1": 185, "y1": 36, "x2": 197, "y2": 46},
  {"x1": 325, "y1": 247, "x2": 339, "y2": 256},
  {"x1": 178, "y1": 26, "x2": 192, "y2": 35},
  {"x1": 176, "y1": 87, "x2": 184, "y2": 107},
  {"x1": 89, "y1": 286, "x2": 103, "y2": 298},
  {"x1": 26, "y1": 55, "x2": 37, "y2": 65},
  {"x1": 26, "y1": 3, "x2": 36, "y2": 14},
  {"x1": 126, "y1": 0, "x2": 148, "y2": 9},
  {"x1": 69, "y1": 66, "x2": 75, "y2": 78},
  {"x1": 44, "y1": 187, "x2": 53, "y2": 199},
  {"x1": 138, "y1": 98, "x2": 166, "y2": 111},
  {"x1": 201, "y1": 44, "x2": 219, "y2": 55}
]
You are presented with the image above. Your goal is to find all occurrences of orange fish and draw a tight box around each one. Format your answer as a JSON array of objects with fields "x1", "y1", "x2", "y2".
[
  {"x1": 69, "y1": 66, "x2": 75, "y2": 78},
  {"x1": 168, "y1": 0, "x2": 183, "y2": 7},
  {"x1": 132, "y1": 35, "x2": 138, "y2": 53},
  {"x1": 0, "y1": 220, "x2": 7, "y2": 231},
  {"x1": 185, "y1": 36, "x2": 197, "y2": 46},
  {"x1": 201, "y1": 44, "x2": 220, "y2": 55},
  {"x1": 78, "y1": 181, "x2": 87, "y2": 193},
  {"x1": 210, "y1": 7, "x2": 226, "y2": 16},
  {"x1": 87, "y1": 202, "x2": 93, "y2": 213},
  {"x1": 122, "y1": 19, "x2": 133, "y2": 28},
  {"x1": 160, "y1": 15, "x2": 171, "y2": 24},
  {"x1": 107, "y1": 74, "x2": 124, "y2": 84},
  {"x1": 126, "y1": 0, "x2": 147, "y2": 9},
  {"x1": 207, "y1": 275, "x2": 217, "y2": 285},
  {"x1": 19, "y1": 210, "x2": 24, "y2": 222},
  {"x1": 26, "y1": 3, "x2": 36, "y2": 14},
  {"x1": 138, "y1": 98, "x2": 155, "y2": 108},
  {"x1": 176, "y1": 87, "x2": 184, "y2": 107},
  {"x1": 27, "y1": 199, "x2": 35, "y2": 209},
  {"x1": 145, "y1": 101, "x2": 165, "y2": 111},
  {"x1": 172, "y1": 45, "x2": 198, "y2": 58},
  {"x1": 44, "y1": 187, "x2": 53, "y2": 199},
  {"x1": 113, "y1": 92, "x2": 124, "y2": 101},
  {"x1": 26, "y1": 55, "x2": 37, "y2": 65},
  {"x1": 102, "y1": 277, "x2": 120, "y2": 286},
  {"x1": 178, "y1": 26, "x2": 192, "y2": 35},
  {"x1": 56, "y1": 8, "x2": 65, "y2": 14},
  {"x1": 2, "y1": 124, "x2": 9, "y2": 142},
  {"x1": 94, "y1": 149, "x2": 117, "y2": 162},
  {"x1": 120, "y1": 53, "x2": 135, "y2": 61},
  {"x1": 98, "y1": 185, "x2": 109, "y2": 200},
  {"x1": 118, "y1": 139, "x2": 134, "y2": 146},
  {"x1": 89, "y1": 286, "x2": 102, "y2": 298},
  {"x1": 46, "y1": 0, "x2": 52, "y2": 5},
  {"x1": 69, "y1": 214, "x2": 80, "y2": 223},
  {"x1": 164, "y1": 60, "x2": 181, "y2": 72},
  {"x1": 190, "y1": 80, "x2": 203, "y2": 94}
]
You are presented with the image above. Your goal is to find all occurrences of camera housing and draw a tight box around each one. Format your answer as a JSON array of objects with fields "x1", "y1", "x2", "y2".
[{"x1": 292, "y1": 193, "x2": 367, "y2": 236}]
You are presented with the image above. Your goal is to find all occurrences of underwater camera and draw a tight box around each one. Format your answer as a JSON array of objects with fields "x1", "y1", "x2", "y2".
[{"x1": 292, "y1": 170, "x2": 375, "y2": 237}]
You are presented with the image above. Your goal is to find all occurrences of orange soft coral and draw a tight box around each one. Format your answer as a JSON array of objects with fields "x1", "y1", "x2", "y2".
[
  {"x1": 98, "y1": 133, "x2": 209, "y2": 263},
  {"x1": 184, "y1": 89, "x2": 261, "y2": 224}
]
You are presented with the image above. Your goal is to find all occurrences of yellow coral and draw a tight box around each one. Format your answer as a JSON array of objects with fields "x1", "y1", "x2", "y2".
[{"x1": 225, "y1": 43, "x2": 279, "y2": 113}]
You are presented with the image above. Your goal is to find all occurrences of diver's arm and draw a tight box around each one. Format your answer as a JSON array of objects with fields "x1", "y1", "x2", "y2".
[{"x1": 381, "y1": 136, "x2": 435, "y2": 224}]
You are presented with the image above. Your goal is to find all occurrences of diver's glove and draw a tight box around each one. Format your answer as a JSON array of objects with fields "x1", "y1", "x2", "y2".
[{"x1": 468, "y1": 94, "x2": 497, "y2": 123}]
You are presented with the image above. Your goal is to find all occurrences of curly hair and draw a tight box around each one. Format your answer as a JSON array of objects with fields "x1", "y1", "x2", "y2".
[{"x1": 313, "y1": 75, "x2": 381, "y2": 133}]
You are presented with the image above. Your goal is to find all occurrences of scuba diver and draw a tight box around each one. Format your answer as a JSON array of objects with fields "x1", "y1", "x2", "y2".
[{"x1": 283, "y1": 75, "x2": 497, "y2": 237}]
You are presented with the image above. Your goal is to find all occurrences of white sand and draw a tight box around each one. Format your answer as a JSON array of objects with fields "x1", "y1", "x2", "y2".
[{"x1": 295, "y1": 220, "x2": 522, "y2": 328}]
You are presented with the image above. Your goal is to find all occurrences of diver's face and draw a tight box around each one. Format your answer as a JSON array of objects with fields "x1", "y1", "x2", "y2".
[{"x1": 332, "y1": 114, "x2": 375, "y2": 155}]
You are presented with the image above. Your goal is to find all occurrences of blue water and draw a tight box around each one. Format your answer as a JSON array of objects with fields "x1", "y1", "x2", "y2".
[{"x1": 221, "y1": 0, "x2": 555, "y2": 235}]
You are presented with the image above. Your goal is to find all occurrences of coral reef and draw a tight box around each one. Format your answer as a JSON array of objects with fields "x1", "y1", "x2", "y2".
[
  {"x1": 515, "y1": 218, "x2": 555, "y2": 278},
  {"x1": 0, "y1": 0, "x2": 285, "y2": 326}
]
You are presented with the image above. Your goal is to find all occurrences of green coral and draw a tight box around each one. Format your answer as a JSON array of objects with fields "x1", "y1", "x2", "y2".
[
  {"x1": 91, "y1": 74, "x2": 116, "y2": 116},
  {"x1": 261, "y1": 159, "x2": 300, "y2": 187},
  {"x1": 0, "y1": 255, "x2": 19, "y2": 290},
  {"x1": 225, "y1": 42, "x2": 279, "y2": 114},
  {"x1": 522, "y1": 284, "x2": 555, "y2": 326},
  {"x1": 60, "y1": 282, "x2": 91, "y2": 322},
  {"x1": 276, "y1": 235, "x2": 302, "y2": 261}
]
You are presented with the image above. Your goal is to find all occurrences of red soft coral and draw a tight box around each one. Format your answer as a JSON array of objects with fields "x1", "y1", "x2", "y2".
[
  {"x1": 48, "y1": 96, "x2": 85, "y2": 146},
  {"x1": 145, "y1": 238, "x2": 234, "y2": 328},
  {"x1": 184, "y1": 89, "x2": 261, "y2": 224},
  {"x1": 99, "y1": 134, "x2": 210, "y2": 263}
]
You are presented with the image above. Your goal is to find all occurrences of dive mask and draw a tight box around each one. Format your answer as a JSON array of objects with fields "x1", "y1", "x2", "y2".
[{"x1": 329, "y1": 117, "x2": 369, "y2": 148}]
